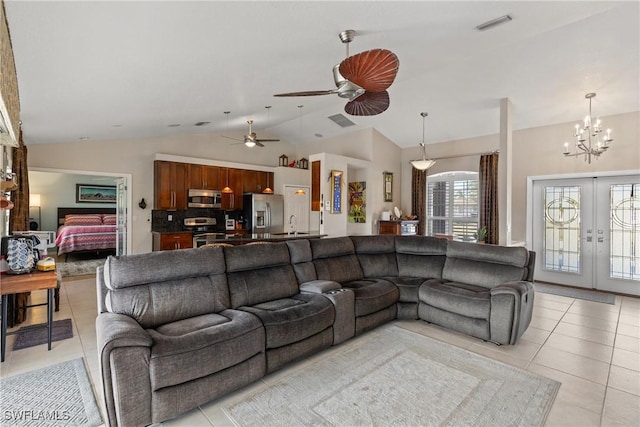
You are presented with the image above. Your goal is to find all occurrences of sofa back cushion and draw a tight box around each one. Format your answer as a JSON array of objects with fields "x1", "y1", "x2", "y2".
[
  {"x1": 351, "y1": 235, "x2": 398, "y2": 277},
  {"x1": 395, "y1": 236, "x2": 447, "y2": 279},
  {"x1": 285, "y1": 239, "x2": 317, "y2": 284},
  {"x1": 225, "y1": 242, "x2": 299, "y2": 308},
  {"x1": 104, "y1": 247, "x2": 229, "y2": 328},
  {"x1": 443, "y1": 241, "x2": 530, "y2": 288},
  {"x1": 310, "y1": 237, "x2": 364, "y2": 283}
]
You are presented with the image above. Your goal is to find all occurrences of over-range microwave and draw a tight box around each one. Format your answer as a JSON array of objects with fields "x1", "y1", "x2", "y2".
[{"x1": 187, "y1": 189, "x2": 222, "y2": 208}]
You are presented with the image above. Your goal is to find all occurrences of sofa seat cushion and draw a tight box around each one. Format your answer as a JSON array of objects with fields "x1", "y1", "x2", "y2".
[
  {"x1": 239, "y1": 293, "x2": 335, "y2": 349},
  {"x1": 147, "y1": 309, "x2": 265, "y2": 391},
  {"x1": 342, "y1": 278, "x2": 399, "y2": 317},
  {"x1": 419, "y1": 281, "x2": 491, "y2": 320}
]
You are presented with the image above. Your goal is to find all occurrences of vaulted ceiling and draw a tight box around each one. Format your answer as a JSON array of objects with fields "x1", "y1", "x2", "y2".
[{"x1": 5, "y1": 1, "x2": 639, "y2": 148}]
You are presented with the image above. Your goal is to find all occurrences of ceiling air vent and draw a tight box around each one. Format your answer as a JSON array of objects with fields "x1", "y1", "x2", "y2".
[{"x1": 328, "y1": 114, "x2": 356, "y2": 128}]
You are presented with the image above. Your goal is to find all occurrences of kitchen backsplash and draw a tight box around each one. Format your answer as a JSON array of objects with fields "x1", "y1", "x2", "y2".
[{"x1": 152, "y1": 208, "x2": 225, "y2": 232}]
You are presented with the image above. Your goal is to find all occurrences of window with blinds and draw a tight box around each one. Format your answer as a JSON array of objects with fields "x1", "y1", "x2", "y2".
[{"x1": 427, "y1": 172, "x2": 479, "y2": 238}]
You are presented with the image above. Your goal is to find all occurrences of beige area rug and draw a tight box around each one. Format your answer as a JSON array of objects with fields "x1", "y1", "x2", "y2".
[{"x1": 223, "y1": 325, "x2": 559, "y2": 427}]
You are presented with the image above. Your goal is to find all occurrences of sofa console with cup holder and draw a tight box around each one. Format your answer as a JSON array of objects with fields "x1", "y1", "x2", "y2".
[{"x1": 96, "y1": 235, "x2": 535, "y2": 426}]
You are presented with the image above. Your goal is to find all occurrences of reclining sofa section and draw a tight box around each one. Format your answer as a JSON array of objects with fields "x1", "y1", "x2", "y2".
[{"x1": 96, "y1": 235, "x2": 535, "y2": 426}]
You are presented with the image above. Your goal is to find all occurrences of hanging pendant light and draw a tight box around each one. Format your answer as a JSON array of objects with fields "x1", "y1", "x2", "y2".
[
  {"x1": 262, "y1": 166, "x2": 274, "y2": 194},
  {"x1": 222, "y1": 167, "x2": 233, "y2": 194},
  {"x1": 410, "y1": 112, "x2": 436, "y2": 171}
]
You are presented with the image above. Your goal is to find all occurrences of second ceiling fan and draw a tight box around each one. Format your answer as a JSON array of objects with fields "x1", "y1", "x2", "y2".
[
  {"x1": 274, "y1": 30, "x2": 399, "y2": 116},
  {"x1": 223, "y1": 114, "x2": 280, "y2": 148}
]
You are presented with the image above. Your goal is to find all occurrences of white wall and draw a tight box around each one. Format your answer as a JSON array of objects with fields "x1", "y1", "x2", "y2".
[{"x1": 401, "y1": 111, "x2": 640, "y2": 243}]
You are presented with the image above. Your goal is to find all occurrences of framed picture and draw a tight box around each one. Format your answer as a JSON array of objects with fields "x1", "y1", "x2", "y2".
[
  {"x1": 330, "y1": 170, "x2": 343, "y2": 214},
  {"x1": 76, "y1": 184, "x2": 117, "y2": 203},
  {"x1": 348, "y1": 181, "x2": 366, "y2": 223},
  {"x1": 383, "y1": 172, "x2": 393, "y2": 202}
]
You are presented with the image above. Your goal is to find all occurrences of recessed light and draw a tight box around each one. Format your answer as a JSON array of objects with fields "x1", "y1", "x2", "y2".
[
  {"x1": 168, "y1": 124, "x2": 181, "y2": 127},
  {"x1": 315, "y1": 133, "x2": 323, "y2": 138},
  {"x1": 194, "y1": 121, "x2": 210, "y2": 127},
  {"x1": 112, "y1": 124, "x2": 123, "y2": 128}
]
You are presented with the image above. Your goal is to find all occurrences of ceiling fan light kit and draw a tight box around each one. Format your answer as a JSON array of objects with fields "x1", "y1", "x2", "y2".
[
  {"x1": 274, "y1": 30, "x2": 399, "y2": 117},
  {"x1": 410, "y1": 112, "x2": 437, "y2": 171}
]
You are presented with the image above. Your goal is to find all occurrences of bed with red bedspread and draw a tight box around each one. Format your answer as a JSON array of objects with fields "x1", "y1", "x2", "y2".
[{"x1": 55, "y1": 208, "x2": 117, "y2": 256}]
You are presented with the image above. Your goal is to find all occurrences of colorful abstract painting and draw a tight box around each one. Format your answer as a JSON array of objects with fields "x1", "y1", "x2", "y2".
[{"x1": 348, "y1": 181, "x2": 366, "y2": 223}]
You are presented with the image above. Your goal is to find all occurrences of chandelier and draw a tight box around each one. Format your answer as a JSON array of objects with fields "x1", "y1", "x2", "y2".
[
  {"x1": 410, "y1": 112, "x2": 436, "y2": 171},
  {"x1": 563, "y1": 93, "x2": 613, "y2": 164}
]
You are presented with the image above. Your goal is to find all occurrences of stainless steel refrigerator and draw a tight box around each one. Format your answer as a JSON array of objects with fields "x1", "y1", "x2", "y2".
[{"x1": 243, "y1": 193, "x2": 284, "y2": 234}]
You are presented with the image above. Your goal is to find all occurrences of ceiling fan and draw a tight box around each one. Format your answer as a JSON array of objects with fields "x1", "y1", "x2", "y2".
[
  {"x1": 223, "y1": 115, "x2": 280, "y2": 148},
  {"x1": 274, "y1": 30, "x2": 399, "y2": 116}
]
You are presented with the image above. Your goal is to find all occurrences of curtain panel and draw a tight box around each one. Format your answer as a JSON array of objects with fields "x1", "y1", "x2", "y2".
[
  {"x1": 9, "y1": 131, "x2": 29, "y2": 232},
  {"x1": 411, "y1": 167, "x2": 427, "y2": 235},
  {"x1": 479, "y1": 153, "x2": 499, "y2": 245}
]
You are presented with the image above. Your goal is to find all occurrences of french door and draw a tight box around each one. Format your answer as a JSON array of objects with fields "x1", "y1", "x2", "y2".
[{"x1": 532, "y1": 175, "x2": 639, "y2": 295}]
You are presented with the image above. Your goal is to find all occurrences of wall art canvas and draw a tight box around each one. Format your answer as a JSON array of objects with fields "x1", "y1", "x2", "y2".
[
  {"x1": 348, "y1": 181, "x2": 366, "y2": 223},
  {"x1": 76, "y1": 184, "x2": 117, "y2": 203}
]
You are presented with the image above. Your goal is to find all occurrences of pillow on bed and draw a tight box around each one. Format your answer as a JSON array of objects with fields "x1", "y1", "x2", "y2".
[
  {"x1": 64, "y1": 214, "x2": 103, "y2": 226},
  {"x1": 102, "y1": 214, "x2": 117, "y2": 225}
]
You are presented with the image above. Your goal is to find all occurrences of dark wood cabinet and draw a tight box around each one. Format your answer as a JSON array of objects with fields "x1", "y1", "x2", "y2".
[
  {"x1": 242, "y1": 170, "x2": 273, "y2": 193},
  {"x1": 311, "y1": 160, "x2": 320, "y2": 211},
  {"x1": 188, "y1": 164, "x2": 219, "y2": 190},
  {"x1": 379, "y1": 220, "x2": 419, "y2": 235},
  {"x1": 156, "y1": 161, "x2": 272, "y2": 212},
  {"x1": 242, "y1": 170, "x2": 258, "y2": 193},
  {"x1": 152, "y1": 232, "x2": 193, "y2": 251},
  {"x1": 154, "y1": 161, "x2": 188, "y2": 210}
]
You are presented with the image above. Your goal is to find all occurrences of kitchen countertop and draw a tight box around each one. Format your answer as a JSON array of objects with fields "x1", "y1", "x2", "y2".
[{"x1": 194, "y1": 232, "x2": 326, "y2": 244}]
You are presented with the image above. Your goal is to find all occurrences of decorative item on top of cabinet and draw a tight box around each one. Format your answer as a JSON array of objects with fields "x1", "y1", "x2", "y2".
[
  {"x1": 299, "y1": 158, "x2": 309, "y2": 170},
  {"x1": 154, "y1": 161, "x2": 188, "y2": 210},
  {"x1": 279, "y1": 154, "x2": 289, "y2": 167}
]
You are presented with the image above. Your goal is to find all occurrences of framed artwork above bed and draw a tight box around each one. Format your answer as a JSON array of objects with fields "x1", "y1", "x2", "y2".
[{"x1": 76, "y1": 184, "x2": 117, "y2": 203}]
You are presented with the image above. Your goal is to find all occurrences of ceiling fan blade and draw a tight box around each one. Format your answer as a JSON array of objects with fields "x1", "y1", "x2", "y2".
[
  {"x1": 255, "y1": 141, "x2": 265, "y2": 148},
  {"x1": 274, "y1": 89, "x2": 337, "y2": 97},
  {"x1": 221, "y1": 135, "x2": 243, "y2": 142},
  {"x1": 255, "y1": 138, "x2": 280, "y2": 142},
  {"x1": 339, "y1": 49, "x2": 399, "y2": 93},
  {"x1": 344, "y1": 90, "x2": 390, "y2": 116}
]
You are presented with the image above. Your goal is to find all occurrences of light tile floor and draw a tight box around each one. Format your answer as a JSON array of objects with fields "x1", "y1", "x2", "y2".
[{"x1": 1, "y1": 275, "x2": 639, "y2": 427}]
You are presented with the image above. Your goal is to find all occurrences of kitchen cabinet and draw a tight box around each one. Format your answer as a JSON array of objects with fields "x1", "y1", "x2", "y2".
[
  {"x1": 230, "y1": 168, "x2": 243, "y2": 210},
  {"x1": 242, "y1": 170, "x2": 274, "y2": 193},
  {"x1": 219, "y1": 167, "x2": 243, "y2": 210},
  {"x1": 188, "y1": 164, "x2": 219, "y2": 190},
  {"x1": 154, "y1": 161, "x2": 188, "y2": 210},
  {"x1": 152, "y1": 232, "x2": 193, "y2": 251},
  {"x1": 378, "y1": 220, "x2": 420, "y2": 235}
]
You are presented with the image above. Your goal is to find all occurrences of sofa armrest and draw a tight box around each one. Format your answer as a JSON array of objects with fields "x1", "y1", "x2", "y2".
[
  {"x1": 490, "y1": 281, "x2": 534, "y2": 301},
  {"x1": 96, "y1": 312, "x2": 153, "y2": 427},
  {"x1": 489, "y1": 281, "x2": 535, "y2": 345},
  {"x1": 299, "y1": 279, "x2": 342, "y2": 294}
]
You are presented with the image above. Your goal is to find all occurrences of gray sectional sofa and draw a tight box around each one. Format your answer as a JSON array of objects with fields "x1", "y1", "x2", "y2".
[{"x1": 96, "y1": 235, "x2": 535, "y2": 426}]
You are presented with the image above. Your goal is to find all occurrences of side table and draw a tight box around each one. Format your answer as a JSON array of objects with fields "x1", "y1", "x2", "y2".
[{"x1": 1, "y1": 270, "x2": 58, "y2": 362}]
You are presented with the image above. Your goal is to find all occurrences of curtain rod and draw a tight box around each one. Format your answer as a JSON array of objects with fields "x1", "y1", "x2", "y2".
[{"x1": 432, "y1": 149, "x2": 499, "y2": 161}]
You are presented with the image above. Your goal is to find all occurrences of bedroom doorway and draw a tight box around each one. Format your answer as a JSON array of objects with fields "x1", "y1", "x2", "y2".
[{"x1": 28, "y1": 168, "x2": 132, "y2": 257}]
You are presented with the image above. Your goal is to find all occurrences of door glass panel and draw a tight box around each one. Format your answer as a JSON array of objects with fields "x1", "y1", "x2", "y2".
[
  {"x1": 543, "y1": 186, "x2": 581, "y2": 273},
  {"x1": 610, "y1": 184, "x2": 639, "y2": 280}
]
